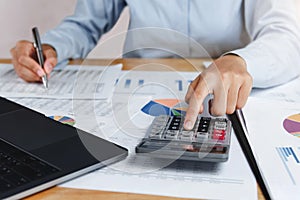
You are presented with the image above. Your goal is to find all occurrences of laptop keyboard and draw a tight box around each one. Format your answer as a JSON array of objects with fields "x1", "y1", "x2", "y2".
[{"x1": 0, "y1": 139, "x2": 60, "y2": 192}]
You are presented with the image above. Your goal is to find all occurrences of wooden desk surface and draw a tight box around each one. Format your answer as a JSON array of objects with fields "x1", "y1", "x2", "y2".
[{"x1": 0, "y1": 58, "x2": 264, "y2": 200}]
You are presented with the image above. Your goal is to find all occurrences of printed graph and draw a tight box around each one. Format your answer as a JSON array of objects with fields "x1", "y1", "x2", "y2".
[
  {"x1": 283, "y1": 114, "x2": 300, "y2": 138},
  {"x1": 276, "y1": 147, "x2": 300, "y2": 184},
  {"x1": 48, "y1": 116, "x2": 75, "y2": 126},
  {"x1": 141, "y1": 99, "x2": 188, "y2": 116},
  {"x1": 116, "y1": 77, "x2": 192, "y2": 92}
]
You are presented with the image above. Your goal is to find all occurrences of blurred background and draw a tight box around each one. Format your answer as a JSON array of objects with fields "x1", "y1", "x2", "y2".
[
  {"x1": 0, "y1": 0, "x2": 129, "y2": 59},
  {"x1": 1, "y1": 0, "x2": 300, "y2": 59}
]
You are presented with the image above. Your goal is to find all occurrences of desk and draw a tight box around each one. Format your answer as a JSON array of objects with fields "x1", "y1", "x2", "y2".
[{"x1": 0, "y1": 58, "x2": 264, "y2": 200}]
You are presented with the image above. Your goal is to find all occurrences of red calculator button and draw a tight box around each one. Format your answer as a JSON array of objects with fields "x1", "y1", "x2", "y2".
[{"x1": 212, "y1": 129, "x2": 226, "y2": 140}]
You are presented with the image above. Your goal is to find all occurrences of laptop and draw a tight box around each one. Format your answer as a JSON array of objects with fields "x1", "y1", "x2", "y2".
[{"x1": 0, "y1": 97, "x2": 128, "y2": 199}]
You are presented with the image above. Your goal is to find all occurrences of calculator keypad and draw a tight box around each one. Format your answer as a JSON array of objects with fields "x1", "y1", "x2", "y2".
[
  {"x1": 137, "y1": 115, "x2": 231, "y2": 162},
  {"x1": 148, "y1": 115, "x2": 230, "y2": 143}
]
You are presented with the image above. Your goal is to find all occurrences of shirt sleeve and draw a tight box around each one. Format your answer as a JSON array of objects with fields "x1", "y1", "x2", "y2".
[
  {"x1": 41, "y1": 0, "x2": 127, "y2": 64},
  {"x1": 230, "y1": 0, "x2": 300, "y2": 88}
]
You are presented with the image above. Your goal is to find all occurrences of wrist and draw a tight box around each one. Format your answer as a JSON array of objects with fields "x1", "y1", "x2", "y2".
[
  {"x1": 42, "y1": 44, "x2": 57, "y2": 58},
  {"x1": 223, "y1": 54, "x2": 247, "y2": 69}
]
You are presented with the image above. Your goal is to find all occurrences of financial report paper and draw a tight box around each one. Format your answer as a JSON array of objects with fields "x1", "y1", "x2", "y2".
[
  {"x1": 251, "y1": 75, "x2": 300, "y2": 103},
  {"x1": 59, "y1": 93, "x2": 257, "y2": 200},
  {"x1": 0, "y1": 64, "x2": 122, "y2": 99},
  {"x1": 6, "y1": 69, "x2": 257, "y2": 199},
  {"x1": 244, "y1": 97, "x2": 300, "y2": 200}
]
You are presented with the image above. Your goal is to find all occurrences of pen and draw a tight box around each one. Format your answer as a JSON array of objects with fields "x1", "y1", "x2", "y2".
[
  {"x1": 227, "y1": 110, "x2": 272, "y2": 200},
  {"x1": 32, "y1": 27, "x2": 48, "y2": 89}
]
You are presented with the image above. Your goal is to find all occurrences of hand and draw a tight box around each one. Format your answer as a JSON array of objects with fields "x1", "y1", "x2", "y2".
[
  {"x1": 10, "y1": 40, "x2": 57, "y2": 82},
  {"x1": 184, "y1": 55, "x2": 253, "y2": 130}
]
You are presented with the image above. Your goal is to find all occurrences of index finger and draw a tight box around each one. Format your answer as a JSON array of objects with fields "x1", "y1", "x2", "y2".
[{"x1": 184, "y1": 78, "x2": 210, "y2": 130}]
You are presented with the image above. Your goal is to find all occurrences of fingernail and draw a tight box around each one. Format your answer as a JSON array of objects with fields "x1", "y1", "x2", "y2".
[
  {"x1": 45, "y1": 63, "x2": 53, "y2": 73},
  {"x1": 37, "y1": 69, "x2": 45, "y2": 77},
  {"x1": 184, "y1": 120, "x2": 193, "y2": 130}
]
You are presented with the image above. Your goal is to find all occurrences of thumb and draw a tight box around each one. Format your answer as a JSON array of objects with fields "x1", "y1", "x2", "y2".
[{"x1": 43, "y1": 45, "x2": 57, "y2": 74}]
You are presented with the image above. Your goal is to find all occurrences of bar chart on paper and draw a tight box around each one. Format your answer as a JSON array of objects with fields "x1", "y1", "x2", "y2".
[
  {"x1": 276, "y1": 146, "x2": 300, "y2": 185},
  {"x1": 275, "y1": 114, "x2": 300, "y2": 185},
  {"x1": 114, "y1": 71, "x2": 197, "y2": 98},
  {"x1": 243, "y1": 98, "x2": 300, "y2": 199},
  {"x1": 117, "y1": 78, "x2": 191, "y2": 92}
]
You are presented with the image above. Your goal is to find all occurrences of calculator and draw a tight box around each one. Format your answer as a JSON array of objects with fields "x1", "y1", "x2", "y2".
[{"x1": 136, "y1": 115, "x2": 232, "y2": 162}]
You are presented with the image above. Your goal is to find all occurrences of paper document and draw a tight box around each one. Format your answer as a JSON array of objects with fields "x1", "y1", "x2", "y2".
[
  {"x1": 8, "y1": 97, "x2": 124, "y2": 118},
  {"x1": 8, "y1": 96, "x2": 128, "y2": 136},
  {"x1": 6, "y1": 70, "x2": 257, "y2": 199},
  {"x1": 0, "y1": 64, "x2": 122, "y2": 99},
  {"x1": 61, "y1": 134, "x2": 256, "y2": 200},
  {"x1": 243, "y1": 97, "x2": 300, "y2": 199},
  {"x1": 60, "y1": 92, "x2": 257, "y2": 200},
  {"x1": 251, "y1": 76, "x2": 300, "y2": 103},
  {"x1": 114, "y1": 70, "x2": 199, "y2": 99}
]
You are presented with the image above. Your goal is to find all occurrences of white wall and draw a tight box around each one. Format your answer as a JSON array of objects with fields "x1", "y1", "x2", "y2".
[{"x1": 0, "y1": 0, "x2": 129, "y2": 59}]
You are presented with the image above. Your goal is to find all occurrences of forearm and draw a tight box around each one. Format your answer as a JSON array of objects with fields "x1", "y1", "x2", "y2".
[
  {"x1": 233, "y1": 0, "x2": 300, "y2": 88},
  {"x1": 232, "y1": 32, "x2": 300, "y2": 88},
  {"x1": 41, "y1": 0, "x2": 126, "y2": 64}
]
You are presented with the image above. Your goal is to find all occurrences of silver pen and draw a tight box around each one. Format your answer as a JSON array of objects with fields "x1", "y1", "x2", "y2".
[{"x1": 32, "y1": 27, "x2": 48, "y2": 89}]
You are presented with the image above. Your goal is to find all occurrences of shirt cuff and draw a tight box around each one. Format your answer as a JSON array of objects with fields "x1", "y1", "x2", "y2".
[
  {"x1": 41, "y1": 32, "x2": 69, "y2": 65},
  {"x1": 223, "y1": 45, "x2": 275, "y2": 88}
]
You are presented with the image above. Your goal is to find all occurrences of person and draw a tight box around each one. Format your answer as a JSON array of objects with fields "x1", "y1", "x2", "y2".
[{"x1": 10, "y1": 0, "x2": 300, "y2": 130}]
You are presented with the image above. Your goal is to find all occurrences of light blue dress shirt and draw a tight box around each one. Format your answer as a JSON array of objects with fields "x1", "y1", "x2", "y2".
[{"x1": 42, "y1": 0, "x2": 300, "y2": 88}]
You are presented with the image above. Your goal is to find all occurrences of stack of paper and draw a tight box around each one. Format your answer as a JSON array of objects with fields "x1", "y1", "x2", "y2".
[
  {"x1": 0, "y1": 65, "x2": 257, "y2": 200},
  {"x1": 243, "y1": 97, "x2": 300, "y2": 199},
  {"x1": 0, "y1": 64, "x2": 122, "y2": 99}
]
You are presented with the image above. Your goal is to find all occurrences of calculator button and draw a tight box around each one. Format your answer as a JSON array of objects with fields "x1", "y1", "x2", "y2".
[
  {"x1": 171, "y1": 122, "x2": 180, "y2": 126},
  {"x1": 172, "y1": 116, "x2": 182, "y2": 122},
  {"x1": 197, "y1": 117, "x2": 211, "y2": 133},
  {"x1": 212, "y1": 129, "x2": 226, "y2": 140},
  {"x1": 168, "y1": 123, "x2": 181, "y2": 130},
  {"x1": 153, "y1": 121, "x2": 167, "y2": 127},
  {"x1": 180, "y1": 136, "x2": 192, "y2": 141},
  {"x1": 181, "y1": 130, "x2": 194, "y2": 137},
  {"x1": 152, "y1": 121, "x2": 164, "y2": 125},
  {"x1": 149, "y1": 127, "x2": 164, "y2": 139},
  {"x1": 154, "y1": 119, "x2": 168, "y2": 124},
  {"x1": 199, "y1": 128, "x2": 208, "y2": 133},
  {"x1": 202, "y1": 124, "x2": 208, "y2": 128},
  {"x1": 149, "y1": 135, "x2": 161, "y2": 139},
  {"x1": 179, "y1": 131, "x2": 193, "y2": 141},
  {"x1": 149, "y1": 131, "x2": 162, "y2": 138},
  {"x1": 214, "y1": 121, "x2": 227, "y2": 130},
  {"x1": 168, "y1": 125, "x2": 180, "y2": 130},
  {"x1": 165, "y1": 130, "x2": 178, "y2": 140},
  {"x1": 154, "y1": 116, "x2": 169, "y2": 123},
  {"x1": 201, "y1": 117, "x2": 211, "y2": 123},
  {"x1": 152, "y1": 123, "x2": 166, "y2": 130},
  {"x1": 196, "y1": 132, "x2": 209, "y2": 140},
  {"x1": 215, "y1": 146, "x2": 225, "y2": 152},
  {"x1": 150, "y1": 130, "x2": 163, "y2": 135},
  {"x1": 158, "y1": 115, "x2": 169, "y2": 120}
]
